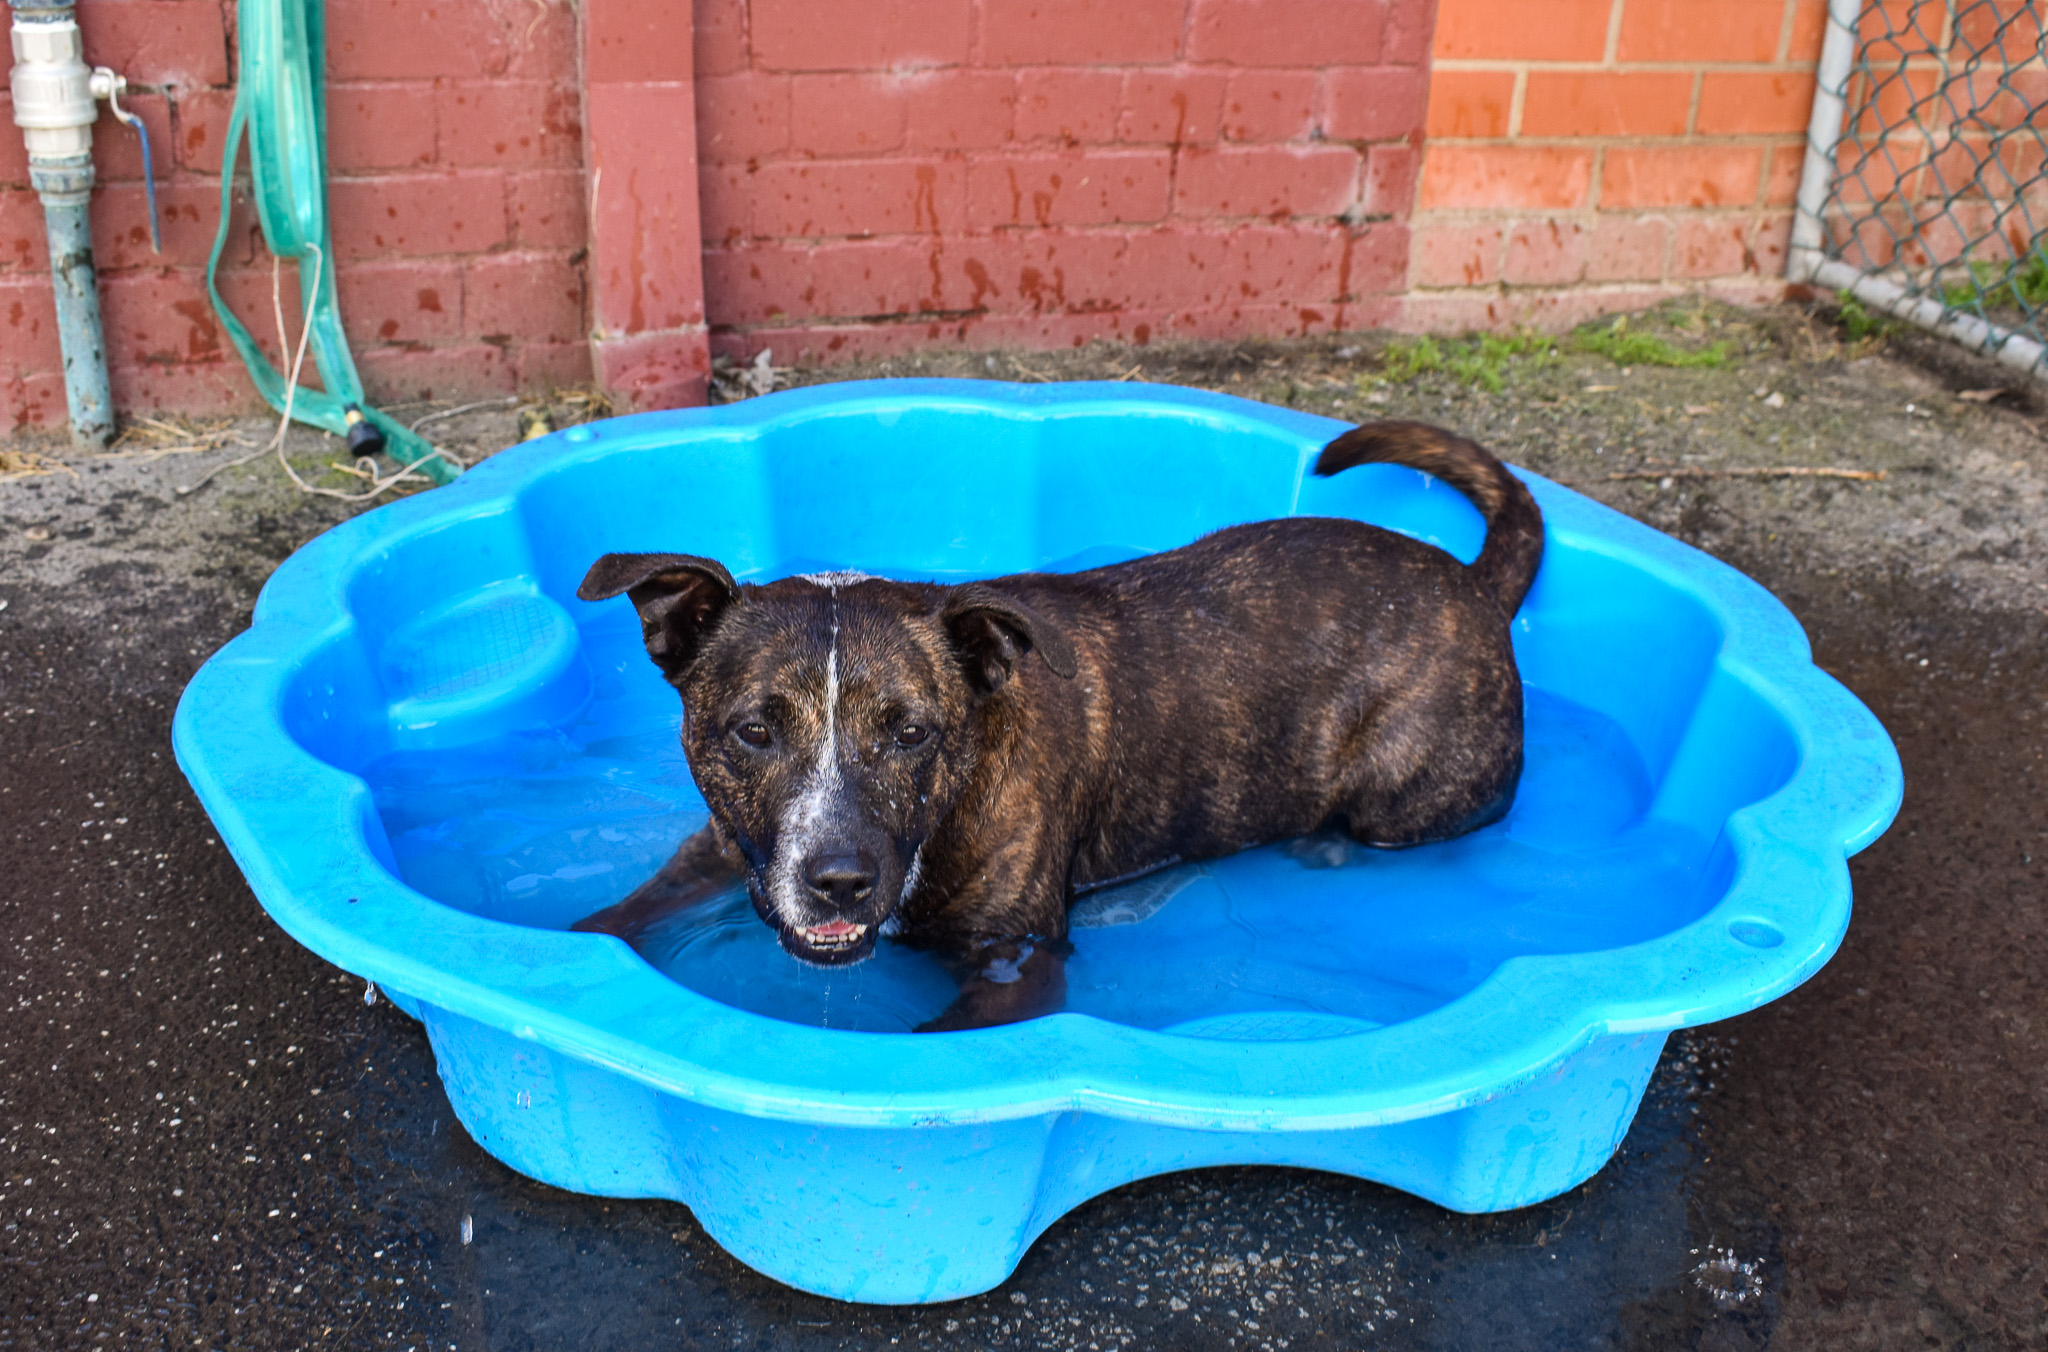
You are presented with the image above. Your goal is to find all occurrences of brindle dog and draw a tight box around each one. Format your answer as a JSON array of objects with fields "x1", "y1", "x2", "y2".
[{"x1": 571, "y1": 420, "x2": 1544, "y2": 1031}]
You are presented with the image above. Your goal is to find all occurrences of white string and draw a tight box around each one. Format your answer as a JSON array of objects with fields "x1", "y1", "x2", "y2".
[
  {"x1": 411, "y1": 396, "x2": 517, "y2": 433},
  {"x1": 179, "y1": 244, "x2": 451, "y2": 499}
]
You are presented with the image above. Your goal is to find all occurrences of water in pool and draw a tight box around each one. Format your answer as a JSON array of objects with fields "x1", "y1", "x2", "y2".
[{"x1": 366, "y1": 656, "x2": 1723, "y2": 1035}]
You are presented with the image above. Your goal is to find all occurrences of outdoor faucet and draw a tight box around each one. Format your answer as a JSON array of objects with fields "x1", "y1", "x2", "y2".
[{"x1": 8, "y1": 0, "x2": 158, "y2": 447}]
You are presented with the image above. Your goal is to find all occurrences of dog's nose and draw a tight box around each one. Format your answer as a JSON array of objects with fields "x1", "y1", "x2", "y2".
[{"x1": 802, "y1": 851, "x2": 878, "y2": 908}]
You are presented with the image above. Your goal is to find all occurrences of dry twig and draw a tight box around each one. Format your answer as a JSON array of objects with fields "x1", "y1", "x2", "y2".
[
  {"x1": 100, "y1": 416, "x2": 249, "y2": 463},
  {"x1": 550, "y1": 386, "x2": 614, "y2": 425},
  {"x1": 0, "y1": 449, "x2": 77, "y2": 484},
  {"x1": 1609, "y1": 466, "x2": 1886, "y2": 483},
  {"x1": 410, "y1": 396, "x2": 518, "y2": 433}
]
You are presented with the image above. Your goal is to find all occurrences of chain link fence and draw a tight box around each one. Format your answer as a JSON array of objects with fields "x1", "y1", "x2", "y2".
[{"x1": 1789, "y1": 0, "x2": 2048, "y2": 377}]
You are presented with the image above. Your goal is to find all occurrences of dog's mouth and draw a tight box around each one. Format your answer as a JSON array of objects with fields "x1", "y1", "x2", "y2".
[
  {"x1": 796, "y1": 918, "x2": 867, "y2": 949},
  {"x1": 781, "y1": 916, "x2": 880, "y2": 966}
]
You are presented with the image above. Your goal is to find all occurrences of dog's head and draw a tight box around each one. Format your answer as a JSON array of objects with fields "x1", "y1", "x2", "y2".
[{"x1": 578, "y1": 554, "x2": 1077, "y2": 966}]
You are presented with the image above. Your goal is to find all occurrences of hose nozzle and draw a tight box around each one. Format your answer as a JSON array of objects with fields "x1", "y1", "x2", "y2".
[{"x1": 342, "y1": 402, "x2": 386, "y2": 456}]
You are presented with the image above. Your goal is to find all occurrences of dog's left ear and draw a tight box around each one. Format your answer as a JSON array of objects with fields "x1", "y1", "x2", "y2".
[
  {"x1": 940, "y1": 584, "x2": 1078, "y2": 692},
  {"x1": 578, "y1": 552, "x2": 740, "y2": 684}
]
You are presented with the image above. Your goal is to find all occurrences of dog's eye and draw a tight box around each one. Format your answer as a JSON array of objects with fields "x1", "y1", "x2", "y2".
[
  {"x1": 735, "y1": 722, "x2": 772, "y2": 748},
  {"x1": 894, "y1": 724, "x2": 929, "y2": 748}
]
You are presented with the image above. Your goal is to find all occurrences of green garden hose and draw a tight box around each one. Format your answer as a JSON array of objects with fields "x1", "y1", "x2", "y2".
[{"x1": 205, "y1": 0, "x2": 456, "y2": 484}]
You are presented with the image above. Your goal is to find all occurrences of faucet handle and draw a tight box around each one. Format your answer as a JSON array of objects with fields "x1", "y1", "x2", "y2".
[{"x1": 90, "y1": 66, "x2": 157, "y2": 253}]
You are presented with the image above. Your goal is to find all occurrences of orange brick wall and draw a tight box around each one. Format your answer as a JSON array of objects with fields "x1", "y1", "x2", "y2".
[
  {"x1": 692, "y1": 0, "x2": 1435, "y2": 364},
  {"x1": 1402, "y1": 0, "x2": 1825, "y2": 332}
]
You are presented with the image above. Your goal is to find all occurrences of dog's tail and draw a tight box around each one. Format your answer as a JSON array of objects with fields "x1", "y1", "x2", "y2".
[{"x1": 1313, "y1": 420, "x2": 1544, "y2": 616}]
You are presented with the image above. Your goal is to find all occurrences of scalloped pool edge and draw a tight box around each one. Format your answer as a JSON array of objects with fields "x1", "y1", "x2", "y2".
[{"x1": 172, "y1": 381, "x2": 1903, "y2": 1302}]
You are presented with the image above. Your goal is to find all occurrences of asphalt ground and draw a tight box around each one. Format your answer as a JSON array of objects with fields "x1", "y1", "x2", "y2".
[{"x1": 2, "y1": 300, "x2": 2044, "y2": 1350}]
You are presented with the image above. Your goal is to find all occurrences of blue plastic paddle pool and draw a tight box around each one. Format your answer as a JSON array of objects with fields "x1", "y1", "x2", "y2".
[{"x1": 172, "y1": 381, "x2": 1902, "y2": 1303}]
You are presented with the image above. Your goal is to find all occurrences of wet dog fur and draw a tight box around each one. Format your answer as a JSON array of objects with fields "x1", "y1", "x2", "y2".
[{"x1": 571, "y1": 420, "x2": 1544, "y2": 1031}]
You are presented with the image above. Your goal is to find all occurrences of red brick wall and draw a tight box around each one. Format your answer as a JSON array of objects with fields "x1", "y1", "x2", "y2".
[
  {"x1": 5, "y1": 0, "x2": 1865, "y2": 432},
  {"x1": 583, "y1": 0, "x2": 711, "y2": 409},
  {"x1": 1, "y1": 0, "x2": 590, "y2": 432},
  {"x1": 1403, "y1": 0, "x2": 1823, "y2": 331},
  {"x1": 693, "y1": 0, "x2": 1435, "y2": 363},
  {"x1": 322, "y1": 0, "x2": 591, "y2": 403}
]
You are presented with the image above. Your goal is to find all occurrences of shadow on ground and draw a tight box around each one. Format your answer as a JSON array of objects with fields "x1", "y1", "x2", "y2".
[{"x1": 2, "y1": 300, "x2": 2043, "y2": 1350}]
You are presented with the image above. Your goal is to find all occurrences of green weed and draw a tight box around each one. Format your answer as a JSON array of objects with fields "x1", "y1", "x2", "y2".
[
  {"x1": 1835, "y1": 291, "x2": 1899, "y2": 343},
  {"x1": 1571, "y1": 315, "x2": 1730, "y2": 368},
  {"x1": 1370, "y1": 331, "x2": 1558, "y2": 393},
  {"x1": 1940, "y1": 253, "x2": 2048, "y2": 313},
  {"x1": 1376, "y1": 335, "x2": 1446, "y2": 383}
]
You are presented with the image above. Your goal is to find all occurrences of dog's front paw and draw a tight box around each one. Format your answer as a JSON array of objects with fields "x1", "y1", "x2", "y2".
[
  {"x1": 915, "y1": 940, "x2": 1068, "y2": 1032},
  {"x1": 569, "y1": 904, "x2": 639, "y2": 939},
  {"x1": 1285, "y1": 830, "x2": 1358, "y2": 870},
  {"x1": 913, "y1": 1006, "x2": 993, "y2": 1034},
  {"x1": 915, "y1": 989, "x2": 1055, "y2": 1033}
]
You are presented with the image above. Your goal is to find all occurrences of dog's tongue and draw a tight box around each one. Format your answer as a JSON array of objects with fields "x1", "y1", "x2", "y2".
[{"x1": 806, "y1": 920, "x2": 860, "y2": 938}]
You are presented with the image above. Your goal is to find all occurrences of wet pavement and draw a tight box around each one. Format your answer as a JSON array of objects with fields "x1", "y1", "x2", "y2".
[{"x1": 3, "y1": 303, "x2": 2045, "y2": 1349}]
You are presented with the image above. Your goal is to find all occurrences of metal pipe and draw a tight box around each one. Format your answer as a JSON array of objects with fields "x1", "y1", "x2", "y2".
[
  {"x1": 1787, "y1": 0, "x2": 1863, "y2": 285},
  {"x1": 1807, "y1": 255, "x2": 2048, "y2": 382},
  {"x1": 9, "y1": 0, "x2": 111, "y2": 446},
  {"x1": 36, "y1": 164, "x2": 110, "y2": 443}
]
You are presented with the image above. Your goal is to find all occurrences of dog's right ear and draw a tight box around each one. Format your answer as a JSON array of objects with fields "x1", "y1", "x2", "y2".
[{"x1": 577, "y1": 553, "x2": 740, "y2": 684}]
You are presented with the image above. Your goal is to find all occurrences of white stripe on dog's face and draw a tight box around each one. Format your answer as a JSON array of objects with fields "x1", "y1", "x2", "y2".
[{"x1": 762, "y1": 597, "x2": 844, "y2": 929}]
